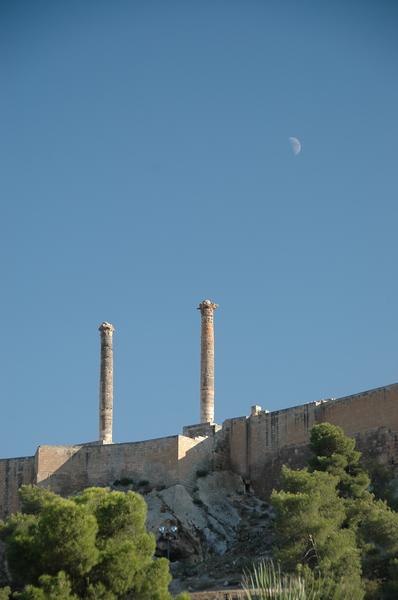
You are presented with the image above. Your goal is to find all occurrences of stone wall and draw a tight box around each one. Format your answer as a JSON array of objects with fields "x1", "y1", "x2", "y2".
[
  {"x1": 1, "y1": 383, "x2": 398, "y2": 518},
  {"x1": 177, "y1": 434, "x2": 215, "y2": 488},
  {"x1": 35, "y1": 436, "x2": 181, "y2": 497},
  {"x1": 0, "y1": 434, "x2": 216, "y2": 519},
  {"x1": 225, "y1": 384, "x2": 398, "y2": 497},
  {"x1": 34, "y1": 434, "x2": 215, "y2": 497},
  {"x1": 0, "y1": 456, "x2": 35, "y2": 517}
]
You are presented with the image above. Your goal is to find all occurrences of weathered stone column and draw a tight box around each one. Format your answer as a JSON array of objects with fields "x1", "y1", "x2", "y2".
[
  {"x1": 198, "y1": 299, "x2": 218, "y2": 423},
  {"x1": 99, "y1": 322, "x2": 115, "y2": 444}
]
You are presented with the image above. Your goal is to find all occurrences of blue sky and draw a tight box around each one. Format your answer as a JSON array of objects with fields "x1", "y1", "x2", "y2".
[{"x1": 1, "y1": 0, "x2": 397, "y2": 458}]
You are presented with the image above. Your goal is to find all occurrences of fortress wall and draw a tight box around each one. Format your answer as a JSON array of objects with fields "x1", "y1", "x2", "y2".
[
  {"x1": 249, "y1": 402, "x2": 317, "y2": 454},
  {"x1": 314, "y1": 384, "x2": 398, "y2": 435},
  {"x1": 0, "y1": 456, "x2": 35, "y2": 519},
  {"x1": 226, "y1": 402, "x2": 319, "y2": 481},
  {"x1": 36, "y1": 436, "x2": 180, "y2": 497},
  {"x1": 177, "y1": 435, "x2": 215, "y2": 487},
  {"x1": 228, "y1": 384, "x2": 398, "y2": 497},
  {"x1": 2, "y1": 384, "x2": 398, "y2": 517},
  {"x1": 226, "y1": 417, "x2": 249, "y2": 478},
  {"x1": 35, "y1": 445, "x2": 81, "y2": 485}
]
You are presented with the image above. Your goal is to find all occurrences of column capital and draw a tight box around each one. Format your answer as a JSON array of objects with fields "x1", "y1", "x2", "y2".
[
  {"x1": 198, "y1": 299, "x2": 219, "y2": 312},
  {"x1": 99, "y1": 322, "x2": 115, "y2": 333}
]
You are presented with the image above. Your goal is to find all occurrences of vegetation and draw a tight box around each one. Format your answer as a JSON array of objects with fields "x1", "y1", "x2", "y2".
[
  {"x1": 271, "y1": 423, "x2": 398, "y2": 599},
  {"x1": 242, "y1": 560, "x2": 320, "y2": 600},
  {"x1": 365, "y1": 459, "x2": 398, "y2": 511},
  {"x1": 0, "y1": 486, "x2": 189, "y2": 599},
  {"x1": 2, "y1": 424, "x2": 398, "y2": 599}
]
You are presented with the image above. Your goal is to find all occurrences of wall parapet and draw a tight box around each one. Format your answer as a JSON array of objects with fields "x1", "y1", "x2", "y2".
[
  {"x1": 2, "y1": 383, "x2": 398, "y2": 518},
  {"x1": 226, "y1": 383, "x2": 398, "y2": 497}
]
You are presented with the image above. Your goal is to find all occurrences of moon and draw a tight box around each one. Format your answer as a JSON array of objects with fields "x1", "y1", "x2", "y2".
[{"x1": 289, "y1": 136, "x2": 301, "y2": 155}]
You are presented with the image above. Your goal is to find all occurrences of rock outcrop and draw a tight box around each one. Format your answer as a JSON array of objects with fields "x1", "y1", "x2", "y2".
[{"x1": 142, "y1": 471, "x2": 274, "y2": 594}]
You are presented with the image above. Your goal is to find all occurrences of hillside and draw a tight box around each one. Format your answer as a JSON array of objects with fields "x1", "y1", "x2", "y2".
[{"x1": 115, "y1": 471, "x2": 274, "y2": 595}]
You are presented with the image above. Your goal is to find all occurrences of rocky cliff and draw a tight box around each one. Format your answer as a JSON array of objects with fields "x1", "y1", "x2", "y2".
[{"x1": 139, "y1": 471, "x2": 274, "y2": 595}]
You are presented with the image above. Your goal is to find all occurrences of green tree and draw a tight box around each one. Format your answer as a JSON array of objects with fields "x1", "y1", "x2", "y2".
[
  {"x1": 309, "y1": 424, "x2": 398, "y2": 598},
  {"x1": 352, "y1": 496, "x2": 398, "y2": 599},
  {"x1": 309, "y1": 423, "x2": 370, "y2": 499},
  {"x1": 364, "y1": 460, "x2": 398, "y2": 511},
  {"x1": 272, "y1": 423, "x2": 398, "y2": 600},
  {"x1": 271, "y1": 466, "x2": 364, "y2": 599},
  {"x1": 0, "y1": 494, "x2": 98, "y2": 591},
  {"x1": 15, "y1": 572, "x2": 78, "y2": 600},
  {"x1": 0, "y1": 486, "x2": 173, "y2": 600}
]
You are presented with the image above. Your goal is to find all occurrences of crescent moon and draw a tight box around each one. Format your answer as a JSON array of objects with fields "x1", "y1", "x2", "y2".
[{"x1": 289, "y1": 136, "x2": 301, "y2": 155}]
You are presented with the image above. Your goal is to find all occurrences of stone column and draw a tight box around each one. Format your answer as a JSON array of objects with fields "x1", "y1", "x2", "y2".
[
  {"x1": 99, "y1": 322, "x2": 115, "y2": 444},
  {"x1": 198, "y1": 299, "x2": 218, "y2": 423}
]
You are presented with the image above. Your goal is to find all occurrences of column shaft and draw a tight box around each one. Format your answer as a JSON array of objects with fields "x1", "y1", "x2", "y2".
[
  {"x1": 198, "y1": 300, "x2": 218, "y2": 423},
  {"x1": 99, "y1": 322, "x2": 114, "y2": 444}
]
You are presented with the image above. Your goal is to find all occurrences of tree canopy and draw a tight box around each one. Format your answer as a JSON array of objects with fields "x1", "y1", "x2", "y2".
[
  {"x1": 0, "y1": 486, "x2": 187, "y2": 600},
  {"x1": 271, "y1": 423, "x2": 398, "y2": 599}
]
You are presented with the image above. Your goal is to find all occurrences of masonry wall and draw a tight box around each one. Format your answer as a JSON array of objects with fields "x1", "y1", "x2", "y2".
[
  {"x1": 226, "y1": 384, "x2": 398, "y2": 497},
  {"x1": 0, "y1": 456, "x2": 35, "y2": 518},
  {"x1": 177, "y1": 434, "x2": 215, "y2": 488},
  {"x1": 35, "y1": 434, "x2": 214, "y2": 498},
  {"x1": 0, "y1": 434, "x2": 215, "y2": 519},
  {"x1": 35, "y1": 436, "x2": 181, "y2": 496},
  {"x1": 1, "y1": 383, "x2": 398, "y2": 519}
]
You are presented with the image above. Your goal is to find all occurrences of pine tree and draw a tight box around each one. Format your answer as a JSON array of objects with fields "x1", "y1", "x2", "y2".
[
  {"x1": 0, "y1": 486, "x2": 174, "y2": 600},
  {"x1": 271, "y1": 423, "x2": 398, "y2": 599}
]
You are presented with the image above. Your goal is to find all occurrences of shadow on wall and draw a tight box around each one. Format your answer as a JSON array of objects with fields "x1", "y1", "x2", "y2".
[
  {"x1": 225, "y1": 384, "x2": 398, "y2": 498},
  {"x1": 34, "y1": 432, "x2": 221, "y2": 499},
  {"x1": 1, "y1": 428, "x2": 226, "y2": 519},
  {"x1": 3, "y1": 383, "x2": 398, "y2": 518}
]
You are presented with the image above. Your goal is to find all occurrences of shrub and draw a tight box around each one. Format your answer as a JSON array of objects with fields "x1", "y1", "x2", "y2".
[{"x1": 242, "y1": 560, "x2": 319, "y2": 600}]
